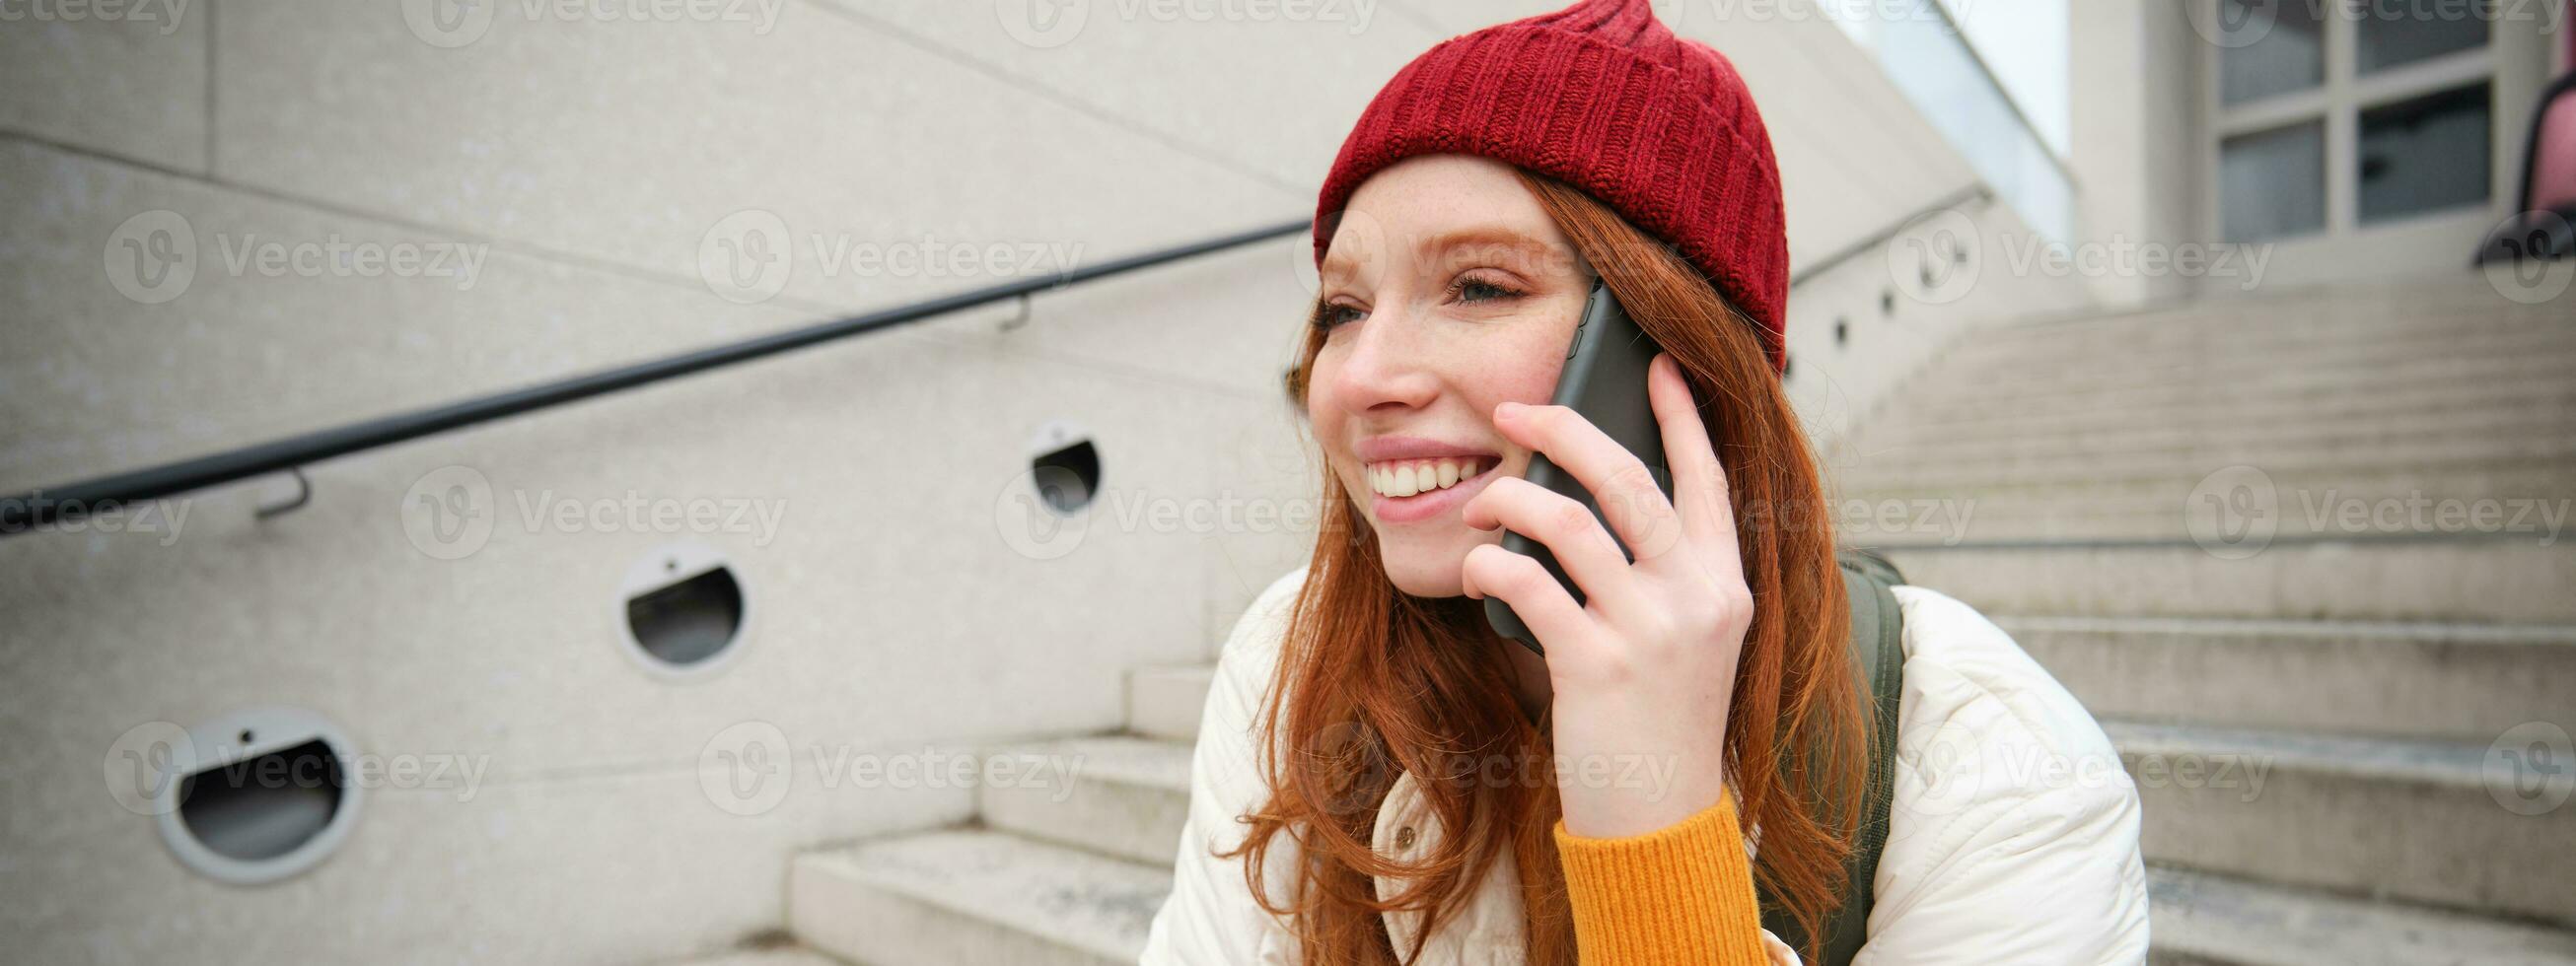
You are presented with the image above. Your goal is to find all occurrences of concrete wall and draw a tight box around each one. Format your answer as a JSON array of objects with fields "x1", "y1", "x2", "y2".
[{"x1": 0, "y1": 1, "x2": 2089, "y2": 962}]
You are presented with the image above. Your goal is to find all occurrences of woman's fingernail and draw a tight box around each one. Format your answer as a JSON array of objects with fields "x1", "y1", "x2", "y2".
[{"x1": 1497, "y1": 401, "x2": 1524, "y2": 419}]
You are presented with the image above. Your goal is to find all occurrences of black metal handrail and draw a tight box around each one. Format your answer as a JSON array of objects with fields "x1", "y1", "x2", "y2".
[{"x1": 1, "y1": 218, "x2": 1311, "y2": 536}]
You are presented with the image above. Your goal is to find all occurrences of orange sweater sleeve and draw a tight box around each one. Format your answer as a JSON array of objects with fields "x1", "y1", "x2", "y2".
[{"x1": 1552, "y1": 788, "x2": 1778, "y2": 965}]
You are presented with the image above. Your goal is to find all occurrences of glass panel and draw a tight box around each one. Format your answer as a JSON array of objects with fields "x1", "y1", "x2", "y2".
[
  {"x1": 2220, "y1": 0, "x2": 2326, "y2": 105},
  {"x1": 2221, "y1": 121, "x2": 2327, "y2": 242},
  {"x1": 2359, "y1": 83, "x2": 2492, "y2": 223},
  {"x1": 2356, "y1": 0, "x2": 2490, "y2": 73},
  {"x1": 1829, "y1": 0, "x2": 2076, "y2": 242}
]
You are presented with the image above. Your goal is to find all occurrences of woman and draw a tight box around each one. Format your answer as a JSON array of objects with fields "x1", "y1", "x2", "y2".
[{"x1": 1142, "y1": 1, "x2": 2148, "y2": 963}]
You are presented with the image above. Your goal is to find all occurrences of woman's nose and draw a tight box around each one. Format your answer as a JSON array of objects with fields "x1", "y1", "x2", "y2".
[{"x1": 1329, "y1": 303, "x2": 1440, "y2": 414}]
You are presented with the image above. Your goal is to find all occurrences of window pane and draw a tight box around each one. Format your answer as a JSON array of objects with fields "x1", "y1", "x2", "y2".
[
  {"x1": 2220, "y1": 0, "x2": 2325, "y2": 105},
  {"x1": 2357, "y1": 0, "x2": 2490, "y2": 74},
  {"x1": 2222, "y1": 121, "x2": 2327, "y2": 242},
  {"x1": 2360, "y1": 83, "x2": 2492, "y2": 223}
]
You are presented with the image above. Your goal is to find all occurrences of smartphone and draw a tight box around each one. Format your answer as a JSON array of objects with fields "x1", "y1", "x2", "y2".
[{"x1": 1484, "y1": 279, "x2": 1674, "y2": 656}]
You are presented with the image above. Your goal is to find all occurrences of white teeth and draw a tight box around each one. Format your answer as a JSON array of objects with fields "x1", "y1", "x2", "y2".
[{"x1": 1367, "y1": 456, "x2": 1488, "y2": 499}]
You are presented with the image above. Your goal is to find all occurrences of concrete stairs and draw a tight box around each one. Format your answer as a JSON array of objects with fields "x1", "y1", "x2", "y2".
[
  {"x1": 782, "y1": 669, "x2": 1204, "y2": 965},
  {"x1": 1838, "y1": 277, "x2": 2576, "y2": 963},
  {"x1": 763, "y1": 277, "x2": 2576, "y2": 965}
]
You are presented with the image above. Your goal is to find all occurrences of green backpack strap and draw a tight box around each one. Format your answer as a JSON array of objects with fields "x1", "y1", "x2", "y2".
[{"x1": 1756, "y1": 548, "x2": 1906, "y2": 965}]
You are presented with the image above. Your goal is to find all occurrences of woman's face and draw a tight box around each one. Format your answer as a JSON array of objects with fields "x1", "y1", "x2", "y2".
[{"x1": 1308, "y1": 154, "x2": 1593, "y2": 597}]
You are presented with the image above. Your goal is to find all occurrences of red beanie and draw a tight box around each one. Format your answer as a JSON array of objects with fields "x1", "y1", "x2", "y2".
[{"x1": 1313, "y1": 0, "x2": 1791, "y2": 372}]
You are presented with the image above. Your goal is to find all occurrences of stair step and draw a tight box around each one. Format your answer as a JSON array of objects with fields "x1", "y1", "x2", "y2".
[
  {"x1": 1880, "y1": 538, "x2": 2576, "y2": 622},
  {"x1": 2002, "y1": 616, "x2": 2576, "y2": 742},
  {"x1": 1835, "y1": 435, "x2": 2576, "y2": 488},
  {"x1": 2147, "y1": 864, "x2": 2576, "y2": 966},
  {"x1": 980, "y1": 735, "x2": 1193, "y2": 867},
  {"x1": 2107, "y1": 722, "x2": 2576, "y2": 923},
  {"x1": 790, "y1": 829, "x2": 1171, "y2": 966},
  {"x1": 653, "y1": 945, "x2": 848, "y2": 966},
  {"x1": 1127, "y1": 664, "x2": 1215, "y2": 741},
  {"x1": 1860, "y1": 380, "x2": 2576, "y2": 441}
]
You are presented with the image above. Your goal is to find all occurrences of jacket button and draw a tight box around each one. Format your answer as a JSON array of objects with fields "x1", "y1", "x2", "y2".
[{"x1": 1395, "y1": 826, "x2": 1417, "y2": 850}]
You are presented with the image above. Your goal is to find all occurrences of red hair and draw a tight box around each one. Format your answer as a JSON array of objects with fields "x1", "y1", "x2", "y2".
[{"x1": 1230, "y1": 168, "x2": 1869, "y2": 965}]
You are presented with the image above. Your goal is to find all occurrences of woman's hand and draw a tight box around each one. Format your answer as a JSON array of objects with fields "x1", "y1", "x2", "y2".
[{"x1": 1459, "y1": 353, "x2": 1752, "y2": 838}]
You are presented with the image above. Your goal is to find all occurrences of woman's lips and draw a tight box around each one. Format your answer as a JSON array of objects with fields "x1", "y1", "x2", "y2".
[{"x1": 1367, "y1": 458, "x2": 1503, "y2": 524}]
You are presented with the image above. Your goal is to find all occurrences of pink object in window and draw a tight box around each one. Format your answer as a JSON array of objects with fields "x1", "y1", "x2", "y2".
[{"x1": 2534, "y1": 86, "x2": 2576, "y2": 212}]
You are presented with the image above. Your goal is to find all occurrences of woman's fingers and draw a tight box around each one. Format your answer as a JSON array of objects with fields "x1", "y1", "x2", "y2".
[
  {"x1": 1462, "y1": 476, "x2": 1652, "y2": 620},
  {"x1": 1647, "y1": 354, "x2": 1741, "y2": 575},
  {"x1": 1461, "y1": 542, "x2": 1600, "y2": 654},
  {"x1": 1487, "y1": 400, "x2": 1685, "y2": 561}
]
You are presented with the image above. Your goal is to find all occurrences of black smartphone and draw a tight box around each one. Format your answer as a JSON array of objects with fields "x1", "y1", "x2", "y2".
[{"x1": 1484, "y1": 279, "x2": 1674, "y2": 656}]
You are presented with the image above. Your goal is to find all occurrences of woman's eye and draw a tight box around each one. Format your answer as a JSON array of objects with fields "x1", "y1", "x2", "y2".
[
  {"x1": 1317, "y1": 304, "x2": 1365, "y2": 329},
  {"x1": 1451, "y1": 275, "x2": 1523, "y2": 304}
]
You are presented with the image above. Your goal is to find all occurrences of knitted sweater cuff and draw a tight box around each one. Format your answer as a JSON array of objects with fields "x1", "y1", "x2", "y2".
[{"x1": 1552, "y1": 790, "x2": 1774, "y2": 966}]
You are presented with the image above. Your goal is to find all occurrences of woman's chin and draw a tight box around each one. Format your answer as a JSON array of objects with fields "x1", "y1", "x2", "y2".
[{"x1": 1378, "y1": 533, "x2": 1501, "y2": 598}]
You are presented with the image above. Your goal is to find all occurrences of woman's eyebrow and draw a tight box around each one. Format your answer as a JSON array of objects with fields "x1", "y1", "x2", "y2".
[{"x1": 1319, "y1": 224, "x2": 1558, "y2": 284}]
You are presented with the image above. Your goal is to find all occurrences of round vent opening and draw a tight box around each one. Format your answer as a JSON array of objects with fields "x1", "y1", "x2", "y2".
[
  {"x1": 152, "y1": 707, "x2": 363, "y2": 885},
  {"x1": 619, "y1": 540, "x2": 751, "y2": 680}
]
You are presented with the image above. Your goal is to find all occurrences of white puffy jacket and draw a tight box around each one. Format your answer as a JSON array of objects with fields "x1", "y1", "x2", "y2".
[{"x1": 1141, "y1": 565, "x2": 2151, "y2": 964}]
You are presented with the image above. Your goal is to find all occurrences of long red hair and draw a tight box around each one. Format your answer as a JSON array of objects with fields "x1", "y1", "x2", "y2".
[{"x1": 1228, "y1": 167, "x2": 1868, "y2": 965}]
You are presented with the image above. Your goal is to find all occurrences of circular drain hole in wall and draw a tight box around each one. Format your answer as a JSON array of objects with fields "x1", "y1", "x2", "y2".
[
  {"x1": 155, "y1": 707, "x2": 363, "y2": 885},
  {"x1": 619, "y1": 540, "x2": 751, "y2": 681},
  {"x1": 1029, "y1": 421, "x2": 1100, "y2": 516}
]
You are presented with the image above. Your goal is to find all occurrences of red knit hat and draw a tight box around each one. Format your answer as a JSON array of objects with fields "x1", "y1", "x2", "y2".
[{"x1": 1312, "y1": 0, "x2": 1790, "y2": 372}]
